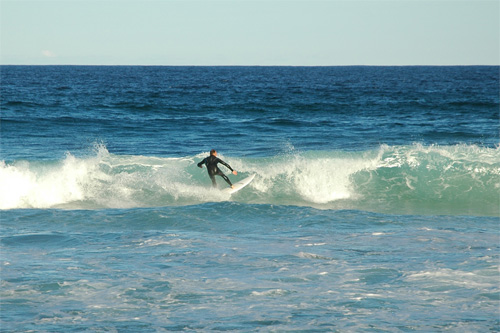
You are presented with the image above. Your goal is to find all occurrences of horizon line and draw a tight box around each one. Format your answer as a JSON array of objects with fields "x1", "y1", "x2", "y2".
[{"x1": 2, "y1": 64, "x2": 499, "y2": 67}]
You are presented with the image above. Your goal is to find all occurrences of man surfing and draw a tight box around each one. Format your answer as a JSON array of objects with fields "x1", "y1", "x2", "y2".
[{"x1": 198, "y1": 149, "x2": 237, "y2": 188}]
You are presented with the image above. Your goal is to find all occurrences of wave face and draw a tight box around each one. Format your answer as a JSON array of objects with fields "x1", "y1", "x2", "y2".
[{"x1": 1, "y1": 144, "x2": 498, "y2": 216}]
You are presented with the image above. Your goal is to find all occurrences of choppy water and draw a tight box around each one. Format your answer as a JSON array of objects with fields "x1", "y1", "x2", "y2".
[{"x1": 1, "y1": 66, "x2": 499, "y2": 331}]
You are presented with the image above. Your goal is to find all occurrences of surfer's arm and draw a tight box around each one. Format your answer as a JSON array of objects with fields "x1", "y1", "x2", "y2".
[
  {"x1": 217, "y1": 158, "x2": 236, "y2": 173},
  {"x1": 197, "y1": 158, "x2": 206, "y2": 168}
]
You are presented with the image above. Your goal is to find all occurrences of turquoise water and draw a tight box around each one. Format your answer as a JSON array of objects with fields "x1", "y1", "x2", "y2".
[
  {"x1": 2, "y1": 143, "x2": 498, "y2": 216},
  {"x1": 1, "y1": 66, "x2": 499, "y2": 331}
]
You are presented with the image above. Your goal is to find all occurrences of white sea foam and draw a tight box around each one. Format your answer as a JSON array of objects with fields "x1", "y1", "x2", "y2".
[
  {"x1": 1, "y1": 144, "x2": 498, "y2": 215},
  {"x1": 405, "y1": 268, "x2": 497, "y2": 289},
  {"x1": 0, "y1": 153, "x2": 100, "y2": 209},
  {"x1": 0, "y1": 146, "x2": 226, "y2": 209},
  {"x1": 251, "y1": 289, "x2": 289, "y2": 297},
  {"x1": 232, "y1": 150, "x2": 380, "y2": 205}
]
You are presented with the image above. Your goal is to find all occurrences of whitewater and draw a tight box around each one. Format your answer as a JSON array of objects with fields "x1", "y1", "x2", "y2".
[{"x1": 2, "y1": 143, "x2": 498, "y2": 216}]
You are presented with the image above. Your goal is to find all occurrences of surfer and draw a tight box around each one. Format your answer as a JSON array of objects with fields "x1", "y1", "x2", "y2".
[{"x1": 198, "y1": 149, "x2": 237, "y2": 188}]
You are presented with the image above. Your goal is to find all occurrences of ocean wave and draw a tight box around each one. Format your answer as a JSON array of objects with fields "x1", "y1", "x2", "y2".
[{"x1": 1, "y1": 144, "x2": 498, "y2": 216}]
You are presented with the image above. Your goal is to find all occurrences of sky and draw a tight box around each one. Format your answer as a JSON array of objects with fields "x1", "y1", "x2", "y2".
[{"x1": 1, "y1": 0, "x2": 499, "y2": 66}]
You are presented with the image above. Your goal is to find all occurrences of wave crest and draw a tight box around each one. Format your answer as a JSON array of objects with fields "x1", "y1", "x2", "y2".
[{"x1": 1, "y1": 144, "x2": 498, "y2": 216}]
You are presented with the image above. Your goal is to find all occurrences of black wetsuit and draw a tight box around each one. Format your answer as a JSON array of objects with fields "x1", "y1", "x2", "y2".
[{"x1": 197, "y1": 155, "x2": 234, "y2": 187}]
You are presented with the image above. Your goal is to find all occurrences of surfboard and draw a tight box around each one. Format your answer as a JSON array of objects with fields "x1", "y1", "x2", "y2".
[{"x1": 222, "y1": 174, "x2": 255, "y2": 195}]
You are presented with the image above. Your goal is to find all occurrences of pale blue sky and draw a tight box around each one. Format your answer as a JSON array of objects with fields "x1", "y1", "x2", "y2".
[{"x1": 1, "y1": 0, "x2": 499, "y2": 65}]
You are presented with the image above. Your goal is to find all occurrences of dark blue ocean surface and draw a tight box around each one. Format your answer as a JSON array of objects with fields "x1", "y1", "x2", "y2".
[
  {"x1": 1, "y1": 66, "x2": 499, "y2": 331},
  {"x1": 2, "y1": 66, "x2": 498, "y2": 160}
]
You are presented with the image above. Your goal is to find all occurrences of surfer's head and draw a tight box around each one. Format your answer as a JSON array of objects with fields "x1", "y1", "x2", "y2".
[{"x1": 210, "y1": 149, "x2": 217, "y2": 156}]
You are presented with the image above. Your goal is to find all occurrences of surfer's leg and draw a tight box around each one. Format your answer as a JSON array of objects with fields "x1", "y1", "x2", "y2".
[
  {"x1": 209, "y1": 174, "x2": 217, "y2": 188},
  {"x1": 218, "y1": 171, "x2": 233, "y2": 187}
]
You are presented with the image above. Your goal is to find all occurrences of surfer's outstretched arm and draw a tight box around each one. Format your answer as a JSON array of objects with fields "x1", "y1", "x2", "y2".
[
  {"x1": 197, "y1": 158, "x2": 206, "y2": 168},
  {"x1": 217, "y1": 158, "x2": 237, "y2": 175},
  {"x1": 216, "y1": 158, "x2": 232, "y2": 171}
]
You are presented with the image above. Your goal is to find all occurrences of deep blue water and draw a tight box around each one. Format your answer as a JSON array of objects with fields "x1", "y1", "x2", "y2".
[{"x1": 1, "y1": 66, "x2": 499, "y2": 331}]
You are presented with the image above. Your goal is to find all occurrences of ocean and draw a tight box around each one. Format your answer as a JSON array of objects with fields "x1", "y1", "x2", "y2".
[{"x1": 1, "y1": 65, "x2": 499, "y2": 331}]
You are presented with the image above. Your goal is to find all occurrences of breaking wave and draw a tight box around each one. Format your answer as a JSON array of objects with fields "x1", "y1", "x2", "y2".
[{"x1": 1, "y1": 143, "x2": 498, "y2": 216}]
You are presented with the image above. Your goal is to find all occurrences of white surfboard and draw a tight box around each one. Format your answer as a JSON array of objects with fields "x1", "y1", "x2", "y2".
[{"x1": 222, "y1": 174, "x2": 255, "y2": 195}]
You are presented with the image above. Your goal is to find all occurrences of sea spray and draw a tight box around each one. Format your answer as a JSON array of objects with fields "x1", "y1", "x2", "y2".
[
  {"x1": 0, "y1": 153, "x2": 101, "y2": 209},
  {"x1": 232, "y1": 150, "x2": 380, "y2": 205}
]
